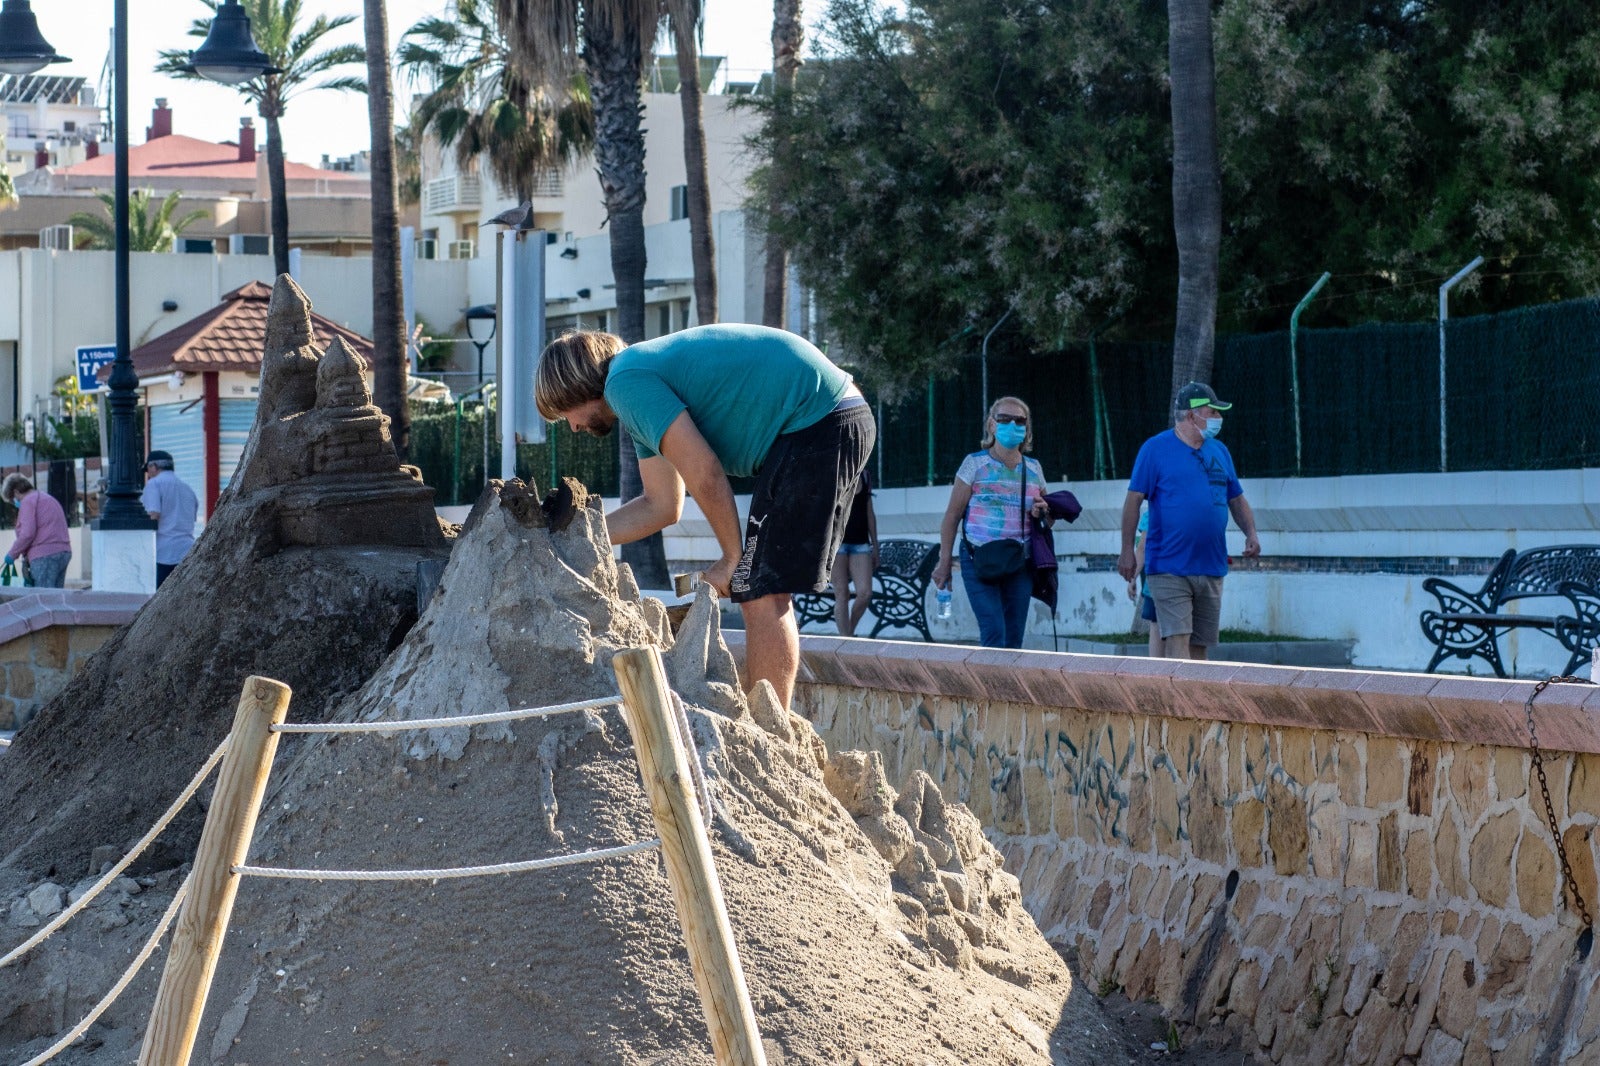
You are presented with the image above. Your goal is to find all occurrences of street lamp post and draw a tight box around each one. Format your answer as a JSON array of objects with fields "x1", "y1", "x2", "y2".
[
  {"x1": 464, "y1": 304, "x2": 497, "y2": 387},
  {"x1": 0, "y1": 0, "x2": 274, "y2": 589}
]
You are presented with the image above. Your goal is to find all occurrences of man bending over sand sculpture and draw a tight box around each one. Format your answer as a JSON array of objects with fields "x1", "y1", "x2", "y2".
[{"x1": 535, "y1": 324, "x2": 876, "y2": 707}]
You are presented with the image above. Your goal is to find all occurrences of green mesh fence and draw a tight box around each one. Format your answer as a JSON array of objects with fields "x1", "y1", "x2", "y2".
[{"x1": 405, "y1": 296, "x2": 1600, "y2": 498}]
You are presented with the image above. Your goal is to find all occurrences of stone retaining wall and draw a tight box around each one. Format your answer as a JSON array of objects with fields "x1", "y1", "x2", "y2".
[
  {"x1": 0, "y1": 591, "x2": 145, "y2": 730},
  {"x1": 725, "y1": 633, "x2": 1600, "y2": 1065}
]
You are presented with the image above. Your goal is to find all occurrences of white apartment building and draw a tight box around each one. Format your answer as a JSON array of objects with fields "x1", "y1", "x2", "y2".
[
  {"x1": 0, "y1": 74, "x2": 105, "y2": 177},
  {"x1": 414, "y1": 59, "x2": 787, "y2": 341}
]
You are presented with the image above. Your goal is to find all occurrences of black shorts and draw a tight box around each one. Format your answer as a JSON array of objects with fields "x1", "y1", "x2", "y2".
[{"x1": 729, "y1": 400, "x2": 876, "y2": 603}]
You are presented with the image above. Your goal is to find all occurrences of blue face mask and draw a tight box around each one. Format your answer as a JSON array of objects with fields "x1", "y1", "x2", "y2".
[
  {"x1": 994, "y1": 422, "x2": 1027, "y2": 449},
  {"x1": 1203, "y1": 417, "x2": 1224, "y2": 440}
]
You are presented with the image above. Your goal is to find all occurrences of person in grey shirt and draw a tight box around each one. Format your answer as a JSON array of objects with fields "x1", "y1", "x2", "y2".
[{"x1": 139, "y1": 450, "x2": 198, "y2": 587}]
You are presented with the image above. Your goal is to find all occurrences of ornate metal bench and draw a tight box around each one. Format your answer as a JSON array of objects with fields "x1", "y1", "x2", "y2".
[
  {"x1": 792, "y1": 539, "x2": 941, "y2": 642},
  {"x1": 1419, "y1": 545, "x2": 1600, "y2": 677}
]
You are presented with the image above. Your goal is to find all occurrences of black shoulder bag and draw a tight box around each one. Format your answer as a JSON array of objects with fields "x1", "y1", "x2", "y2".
[{"x1": 963, "y1": 459, "x2": 1028, "y2": 583}]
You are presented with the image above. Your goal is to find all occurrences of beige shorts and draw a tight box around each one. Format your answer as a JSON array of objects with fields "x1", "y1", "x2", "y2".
[{"x1": 1145, "y1": 573, "x2": 1224, "y2": 646}]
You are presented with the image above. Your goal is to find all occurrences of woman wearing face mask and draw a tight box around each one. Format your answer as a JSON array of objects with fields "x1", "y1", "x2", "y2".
[{"x1": 933, "y1": 396, "x2": 1050, "y2": 648}]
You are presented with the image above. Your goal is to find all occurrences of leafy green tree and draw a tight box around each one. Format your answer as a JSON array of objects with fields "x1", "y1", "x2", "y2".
[
  {"x1": 67, "y1": 189, "x2": 209, "y2": 252},
  {"x1": 0, "y1": 133, "x2": 15, "y2": 209},
  {"x1": 397, "y1": 0, "x2": 595, "y2": 204},
  {"x1": 750, "y1": 0, "x2": 1171, "y2": 386},
  {"x1": 757, "y1": 0, "x2": 1600, "y2": 390},
  {"x1": 158, "y1": 0, "x2": 366, "y2": 278}
]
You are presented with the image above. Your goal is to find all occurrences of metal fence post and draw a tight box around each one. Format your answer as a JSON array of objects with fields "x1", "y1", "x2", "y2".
[
  {"x1": 1289, "y1": 272, "x2": 1331, "y2": 477},
  {"x1": 1439, "y1": 256, "x2": 1484, "y2": 473}
]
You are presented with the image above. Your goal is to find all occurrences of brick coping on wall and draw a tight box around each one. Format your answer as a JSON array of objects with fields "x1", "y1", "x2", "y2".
[
  {"x1": 722, "y1": 632, "x2": 1600, "y2": 756},
  {"x1": 0, "y1": 590, "x2": 148, "y2": 647}
]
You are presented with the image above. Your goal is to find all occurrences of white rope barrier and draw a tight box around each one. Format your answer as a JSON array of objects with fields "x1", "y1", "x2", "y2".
[
  {"x1": 0, "y1": 739, "x2": 228, "y2": 970},
  {"x1": 234, "y1": 838, "x2": 661, "y2": 882},
  {"x1": 272, "y1": 695, "x2": 622, "y2": 734},
  {"x1": 19, "y1": 875, "x2": 190, "y2": 1066}
]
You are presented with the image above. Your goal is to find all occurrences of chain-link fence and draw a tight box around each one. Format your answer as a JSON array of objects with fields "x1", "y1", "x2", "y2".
[{"x1": 406, "y1": 296, "x2": 1600, "y2": 501}]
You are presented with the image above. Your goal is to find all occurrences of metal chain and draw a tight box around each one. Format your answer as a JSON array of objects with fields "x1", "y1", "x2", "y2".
[{"x1": 1525, "y1": 675, "x2": 1594, "y2": 933}]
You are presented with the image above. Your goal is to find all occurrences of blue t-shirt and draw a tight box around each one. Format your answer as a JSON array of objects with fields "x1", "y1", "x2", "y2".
[{"x1": 1128, "y1": 430, "x2": 1242, "y2": 577}]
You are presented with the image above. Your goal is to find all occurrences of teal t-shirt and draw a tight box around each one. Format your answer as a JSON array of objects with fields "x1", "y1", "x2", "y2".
[{"x1": 603, "y1": 324, "x2": 851, "y2": 477}]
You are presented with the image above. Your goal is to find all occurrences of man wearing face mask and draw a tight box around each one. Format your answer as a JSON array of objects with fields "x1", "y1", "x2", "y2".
[{"x1": 1116, "y1": 382, "x2": 1260, "y2": 659}]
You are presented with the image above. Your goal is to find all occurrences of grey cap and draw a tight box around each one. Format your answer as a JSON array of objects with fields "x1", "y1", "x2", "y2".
[
  {"x1": 1175, "y1": 381, "x2": 1232, "y2": 412},
  {"x1": 145, "y1": 450, "x2": 175, "y2": 469}
]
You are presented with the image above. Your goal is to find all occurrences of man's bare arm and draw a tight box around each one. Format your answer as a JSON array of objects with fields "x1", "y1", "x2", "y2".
[{"x1": 606, "y1": 456, "x2": 684, "y2": 546}]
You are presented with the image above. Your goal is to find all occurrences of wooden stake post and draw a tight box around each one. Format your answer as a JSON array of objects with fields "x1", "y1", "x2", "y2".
[
  {"x1": 139, "y1": 676, "x2": 292, "y2": 1066},
  {"x1": 612, "y1": 647, "x2": 767, "y2": 1066}
]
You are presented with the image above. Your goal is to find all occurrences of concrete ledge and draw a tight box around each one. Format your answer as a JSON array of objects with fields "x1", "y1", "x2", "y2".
[
  {"x1": 724, "y1": 631, "x2": 1600, "y2": 754},
  {"x1": 0, "y1": 590, "x2": 147, "y2": 647}
]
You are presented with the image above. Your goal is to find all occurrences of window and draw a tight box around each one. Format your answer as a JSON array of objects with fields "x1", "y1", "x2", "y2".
[
  {"x1": 669, "y1": 184, "x2": 688, "y2": 221},
  {"x1": 658, "y1": 304, "x2": 671, "y2": 337}
]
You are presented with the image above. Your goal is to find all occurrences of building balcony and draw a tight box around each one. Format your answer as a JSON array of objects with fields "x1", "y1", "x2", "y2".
[{"x1": 423, "y1": 175, "x2": 483, "y2": 215}]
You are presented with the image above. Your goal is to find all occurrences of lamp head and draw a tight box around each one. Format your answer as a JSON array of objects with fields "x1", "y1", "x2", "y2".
[
  {"x1": 188, "y1": 0, "x2": 281, "y2": 85},
  {"x1": 0, "y1": 0, "x2": 68, "y2": 76}
]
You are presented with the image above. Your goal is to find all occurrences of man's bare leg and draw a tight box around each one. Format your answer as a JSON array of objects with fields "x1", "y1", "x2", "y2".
[
  {"x1": 741, "y1": 593, "x2": 800, "y2": 708},
  {"x1": 1188, "y1": 642, "x2": 1208, "y2": 660},
  {"x1": 1161, "y1": 633, "x2": 1193, "y2": 659}
]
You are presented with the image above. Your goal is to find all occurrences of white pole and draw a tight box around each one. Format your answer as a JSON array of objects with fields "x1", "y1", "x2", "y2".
[
  {"x1": 498, "y1": 231, "x2": 517, "y2": 481},
  {"x1": 1438, "y1": 256, "x2": 1484, "y2": 473}
]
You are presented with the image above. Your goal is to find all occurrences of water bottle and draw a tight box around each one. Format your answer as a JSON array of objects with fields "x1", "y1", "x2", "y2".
[{"x1": 936, "y1": 585, "x2": 953, "y2": 620}]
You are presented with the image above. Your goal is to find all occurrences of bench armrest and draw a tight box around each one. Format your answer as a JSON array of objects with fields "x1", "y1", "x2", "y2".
[{"x1": 1420, "y1": 575, "x2": 1493, "y2": 616}]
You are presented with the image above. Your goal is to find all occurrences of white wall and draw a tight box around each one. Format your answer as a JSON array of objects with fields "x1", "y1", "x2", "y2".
[
  {"x1": 607, "y1": 467, "x2": 1600, "y2": 677},
  {"x1": 0, "y1": 249, "x2": 473, "y2": 423}
]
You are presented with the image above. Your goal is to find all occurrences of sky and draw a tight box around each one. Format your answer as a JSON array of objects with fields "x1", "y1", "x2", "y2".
[{"x1": 30, "y1": 0, "x2": 822, "y2": 166}]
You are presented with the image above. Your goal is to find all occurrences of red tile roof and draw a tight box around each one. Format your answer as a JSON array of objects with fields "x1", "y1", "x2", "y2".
[
  {"x1": 119, "y1": 280, "x2": 374, "y2": 377},
  {"x1": 54, "y1": 134, "x2": 361, "y2": 183}
]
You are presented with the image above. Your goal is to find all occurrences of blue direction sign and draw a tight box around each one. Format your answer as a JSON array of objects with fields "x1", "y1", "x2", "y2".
[{"x1": 76, "y1": 344, "x2": 116, "y2": 393}]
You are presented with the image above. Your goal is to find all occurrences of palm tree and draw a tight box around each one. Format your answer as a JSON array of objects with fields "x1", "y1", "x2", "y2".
[
  {"x1": 762, "y1": 0, "x2": 803, "y2": 329},
  {"x1": 67, "y1": 189, "x2": 209, "y2": 253},
  {"x1": 667, "y1": 0, "x2": 716, "y2": 322},
  {"x1": 494, "y1": 0, "x2": 668, "y2": 588},
  {"x1": 1166, "y1": 0, "x2": 1221, "y2": 402},
  {"x1": 158, "y1": 0, "x2": 366, "y2": 278},
  {"x1": 398, "y1": 0, "x2": 595, "y2": 204},
  {"x1": 364, "y1": 0, "x2": 409, "y2": 457}
]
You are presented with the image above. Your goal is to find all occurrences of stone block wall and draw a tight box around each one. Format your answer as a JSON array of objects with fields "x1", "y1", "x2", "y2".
[
  {"x1": 728, "y1": 633, "x2": 1600, "y2": 1065},
  {"x1": 0, "y1": 625, "x2": 117, "y2": 729},
  {"x1": 0, "y1": 591, "x2": 145, "y2": 731}
]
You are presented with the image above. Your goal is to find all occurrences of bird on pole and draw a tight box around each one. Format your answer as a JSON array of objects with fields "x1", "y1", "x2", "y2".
[{"x1": 484, "y1": 200, "x2": 534, "y2": 238}]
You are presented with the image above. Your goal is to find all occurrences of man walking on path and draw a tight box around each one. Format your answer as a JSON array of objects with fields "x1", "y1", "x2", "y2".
[
  {"x1": 536, "y1": 323, "x2": 875, "y2": 710},
  {"x1": 1116, "y1": 382, "x2": 1260, "y2": 659},
  {"x1": 140, "y1": 450, "x2": 198, "y2": 587}
]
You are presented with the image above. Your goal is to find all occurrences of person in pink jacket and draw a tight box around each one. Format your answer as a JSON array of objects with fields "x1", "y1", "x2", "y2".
[{"x1": 2, "y1": 473, "x2": 71, "y2": 588}]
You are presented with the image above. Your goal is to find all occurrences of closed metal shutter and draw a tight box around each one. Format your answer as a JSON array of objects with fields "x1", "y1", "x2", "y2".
[
  {"x1": 218, "y1": 398, "x2": 257, "y2": 490},
  {"x1": 147, "y1": 401, "x2": 204, "y2": 491}
]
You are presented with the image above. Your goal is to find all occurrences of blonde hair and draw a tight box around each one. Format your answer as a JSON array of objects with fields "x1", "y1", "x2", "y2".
[
  {"x1": 534, "y1": 330, "x2": 625, "y2": 420},
  {"x1": 980, "y1": 395, "x2": 1033, "y2": 453}
]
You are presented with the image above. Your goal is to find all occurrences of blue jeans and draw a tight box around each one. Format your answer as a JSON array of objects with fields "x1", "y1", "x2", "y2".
[
  {"x1": 28, "y1": 551, "x2": 69, "y2": 589},
  {"x1": 960, "y1": 543, "x2": 1032, "y2": 648}
]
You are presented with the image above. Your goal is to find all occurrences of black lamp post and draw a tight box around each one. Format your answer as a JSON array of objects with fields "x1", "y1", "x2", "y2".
[{"x1": 464, "y1": 304, "x2": 497, "y2": 387}]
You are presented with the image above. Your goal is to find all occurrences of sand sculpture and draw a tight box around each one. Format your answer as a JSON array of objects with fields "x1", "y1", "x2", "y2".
[
  {"x1": 0, "y1": 274, "x2": 446, "y2": 922},
  {"x1": 0, "y1": 277, "x2": 1130, "y2": 1063}
]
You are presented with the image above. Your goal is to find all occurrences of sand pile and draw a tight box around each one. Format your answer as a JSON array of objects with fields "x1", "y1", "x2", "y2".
[{"x1": 4, "y1": 475, "x2": 1128, "y2": 1064}]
